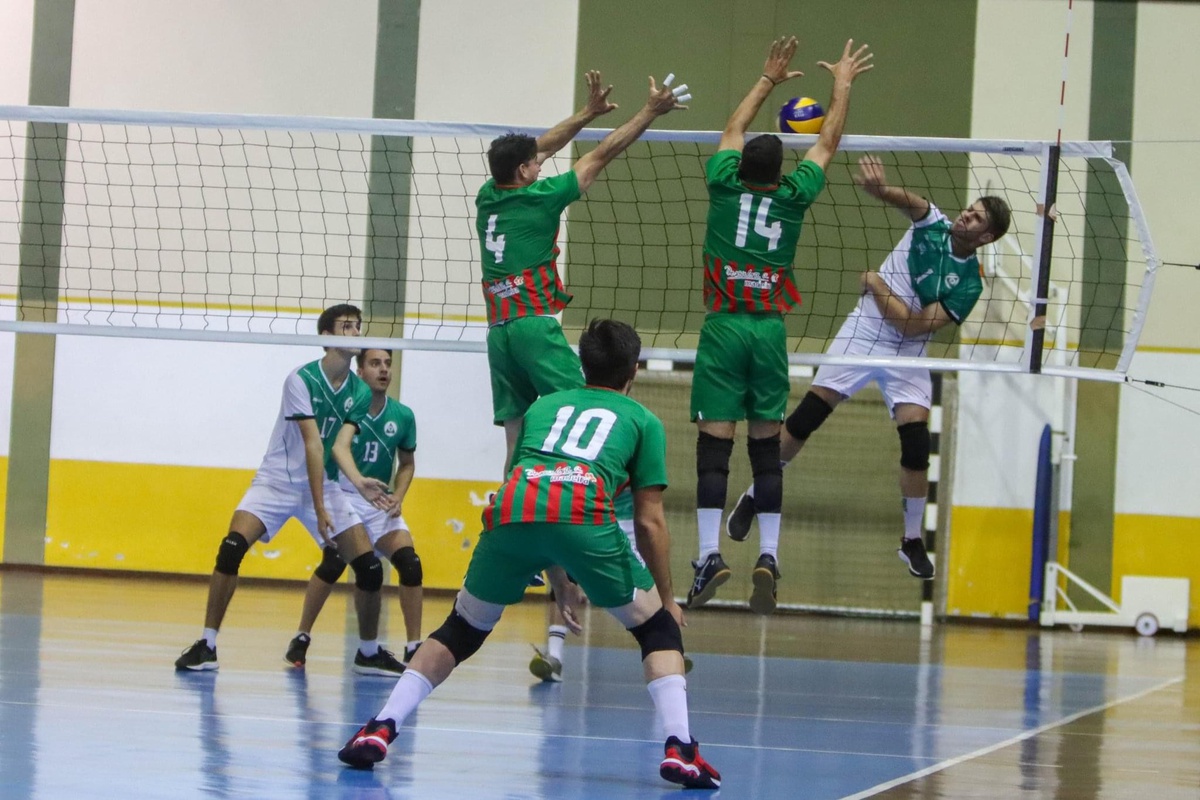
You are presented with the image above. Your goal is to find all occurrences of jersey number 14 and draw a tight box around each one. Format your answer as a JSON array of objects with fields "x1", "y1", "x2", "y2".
[
  {"x1": 485, "y1": 214, "x2": 506, "y2": 263},
  {"x1": 735, "y1": 194, "x2": 781, "y2": 252}
]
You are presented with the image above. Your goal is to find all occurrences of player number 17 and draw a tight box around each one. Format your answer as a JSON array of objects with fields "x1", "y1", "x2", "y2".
[{"x1": 735, "y1": 194, "x2": 781, "y2": 252}]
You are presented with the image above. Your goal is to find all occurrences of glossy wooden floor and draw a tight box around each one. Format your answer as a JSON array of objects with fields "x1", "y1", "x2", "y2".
[{"x1": 1, "y1": 570, "x2": 1197, "y2": 799}]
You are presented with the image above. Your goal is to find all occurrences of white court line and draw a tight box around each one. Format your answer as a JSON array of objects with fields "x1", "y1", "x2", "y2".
[{"x1": 839, "y1": 674, "x2": 1184, "y2": 800}]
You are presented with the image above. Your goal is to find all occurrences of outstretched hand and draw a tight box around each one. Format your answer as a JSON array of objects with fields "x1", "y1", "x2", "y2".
[
  {"x1": 854, "y1": 154, "x2": 887, "y2": 197},
  {"x1": 583, "y1": 70, "x2": 618, "y2": 118},
  {"x1": 646, "y1": 75, "x2": 687, "y2": 115},
  {"x1": 762, "y1": 35, "x2": 805, "y2": 86},
  {"x1": 817, "y1": 39, "x2": 874, "y2": 85}
]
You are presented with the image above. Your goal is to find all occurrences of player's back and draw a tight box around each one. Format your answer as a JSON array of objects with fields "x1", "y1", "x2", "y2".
[{"x1": 485, "y1": 386, "x2": 667, "y2": 528}]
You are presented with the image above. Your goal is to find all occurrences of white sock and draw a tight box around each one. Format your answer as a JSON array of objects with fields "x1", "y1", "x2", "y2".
[
  {"x1": 547, "y1": 625, "x2": 568, "y2": 661},
  {"x1": 295, "y1": 631, "x2": 311, "y2": 641},
  {"x1": 697, "y1": 508, "x2": 723, "y2": 559},
  {"x1": 378, "y1": 669, "x2": 435, "y2": 726},
  {"x1": 903, "y1": 497, "x2": 926, "y2": 541},
  {"x1": 758, "y1": 513, "x2": 781, "y2": 559},
  {"x1": 745, "y1": 484, "x2": 756, "y2": 499},
  {"x1": 406, "y1": 640, "x2": 422, "y2": 653},
  {"x1": 359, "y1": 639, "x2": 379, "y2": 657},
  {"x1": 647, "y1": 674, "x2": 690, "y2": 743},
  {"x1": 202, "y1": 628, "x2": 218, "y2": 648}
]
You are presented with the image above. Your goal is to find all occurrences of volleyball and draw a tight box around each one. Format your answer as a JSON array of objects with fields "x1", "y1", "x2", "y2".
[{"x1": 778, "y1": 97, "x2": 825, "y2": 134}]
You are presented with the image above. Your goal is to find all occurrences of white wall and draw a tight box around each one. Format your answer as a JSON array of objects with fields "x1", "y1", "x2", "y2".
[{"x1": 0, "y1": 0, "x2": 34, "y2": 106}]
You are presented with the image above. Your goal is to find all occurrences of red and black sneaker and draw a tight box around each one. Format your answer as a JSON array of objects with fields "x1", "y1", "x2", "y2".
[
  {"x1": 660, "y1": 735, "x2": 721, "y2": 790},
  {"x1": 337, "y1": 717, "x2": 397, "y2": 769}
]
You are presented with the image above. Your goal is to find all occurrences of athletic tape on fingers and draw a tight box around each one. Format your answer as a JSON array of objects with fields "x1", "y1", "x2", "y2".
[
  {"x1": 677, "y1": 93, "x2": 692, "y2": 103},
  {"x1": 663, "y1": 73, "x2": 675, "y2": 87},
  {"x1": 671, "y1": 84, "x2": 689, "y2": 97}
]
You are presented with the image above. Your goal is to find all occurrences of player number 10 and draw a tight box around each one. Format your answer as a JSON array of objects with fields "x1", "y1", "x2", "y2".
[
  {"x1": 540, "y1": 406, "x2": 618, "y2": 461},
  {"x1": 736, "y1": 194, "x2": 781, "y2": 252}
]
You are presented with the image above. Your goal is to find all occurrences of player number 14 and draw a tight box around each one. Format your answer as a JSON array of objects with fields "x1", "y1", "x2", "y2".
[{"x1": 735, "y1": 194, "x2": 781, "y2": 252}]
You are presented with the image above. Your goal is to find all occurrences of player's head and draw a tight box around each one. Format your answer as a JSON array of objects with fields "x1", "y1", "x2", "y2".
[
  {"x1": 739, "y1": 134, "x2": 784, "y2": 185},
  {"x1": 317, "y1": 303, "x2": 363, "y2": 336},
  {"x1": 487, "y1": 133, "x2": 539, "y2": 185},
  {"x1": 355, "y1": 348, "x2": 392, "y2": 392},
  {"x1": 952, "y1": 195, "x2": 1012, "y2": 250},
  {"x1": 579, "y1": 318, "x2": 641, "y2": 392}
]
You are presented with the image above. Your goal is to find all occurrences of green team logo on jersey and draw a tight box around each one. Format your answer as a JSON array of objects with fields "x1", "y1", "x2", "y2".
[{"x1": 906, "y1": 220, "x2": 982, "y2": 322}]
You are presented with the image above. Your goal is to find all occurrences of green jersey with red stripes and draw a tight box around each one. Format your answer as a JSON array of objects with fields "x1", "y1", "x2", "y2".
[
  {"x1": 702, "y1": 149, "x2": 825, "y2": 313},
  {"x1": 484, "y1": 386, "x2": 668, "y2": 528},
  {"x1": 475, "y1": 170, "x2": 580, "y2": 324}
]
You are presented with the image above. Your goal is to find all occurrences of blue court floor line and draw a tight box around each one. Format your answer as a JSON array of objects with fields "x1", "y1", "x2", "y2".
[{"x1": 839, "y1": 674, "x2": 1186, "y2": 800}]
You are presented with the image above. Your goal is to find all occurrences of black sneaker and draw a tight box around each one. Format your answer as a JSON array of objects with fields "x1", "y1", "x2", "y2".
[
  {"x1": 749, "y1": 553, "x2": 781, "y2": 615},
  {"x1": 683, "y1": 655, "x2": 694, "y2": 674},
  {"x1": 285, "y1": 633, "x2": 311, "y2": 668},
  {"x1": 725, "y1": 490, "x2": 756, "y2": 542},
  {"x1": 527, "y1": 572, "x2": 546, "y2": 588},
  {"x1": 353, "y1": 647, "x2": 406, "y2": 676},
  {"x1": 686, "y1": 553, "x2": 731, "y2": 609},
  {"x1": 175, "y1": 639, "x2": 218, "y2": 671},
  {"x1": 660, "y1": 736, "x2": 721, "y2": 789},
  {"x1": 403, "y1": 642, "x2": 420, "y2": 663},
  {"x1": 338, "y1": 717, "x2": 397, "y2": 769},
  {"x1": 898, "y1": 536, "x2": 935, "y2": 579}
]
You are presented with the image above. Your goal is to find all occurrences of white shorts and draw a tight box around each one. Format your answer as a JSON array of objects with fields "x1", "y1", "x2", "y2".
[
  {"x1": 236, "y1": 476, "x2": 362, "y2": 546},
  {"x1": 813, "y1": 326, "x2": 932, "y2": 415},
  {"x1": 344, "y1": 489, "x2": 408, "y2": 548}
]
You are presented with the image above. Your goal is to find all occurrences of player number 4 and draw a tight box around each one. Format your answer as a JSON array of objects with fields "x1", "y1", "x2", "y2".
[
  {"x1": 485, "y1": 214, "x2": 506, "y2": 264},
  {"x1": 540, "y1": 406, "x2": 618, "y2": 461},
  {"x1": 736, "y1": 194, "x2": 781, "y2": 252}
]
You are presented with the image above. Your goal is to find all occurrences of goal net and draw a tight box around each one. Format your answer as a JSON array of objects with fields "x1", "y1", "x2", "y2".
[{"x1": 0, "y1": 105, "x2": 1159, "y2": 378}]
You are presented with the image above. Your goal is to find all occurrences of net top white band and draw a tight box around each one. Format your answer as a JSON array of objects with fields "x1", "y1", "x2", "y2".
[{"x1": 0, "y1": 104, "x2": 1113, "y2": 158}]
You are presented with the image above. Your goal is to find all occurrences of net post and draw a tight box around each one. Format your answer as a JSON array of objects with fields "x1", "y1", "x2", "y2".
[
  {"x1": 920, "y1": 373, "x2": 944, "y2": 627},
  {"x1": 1028, "y1": 144, "x2": 1061, "y2": 374}
]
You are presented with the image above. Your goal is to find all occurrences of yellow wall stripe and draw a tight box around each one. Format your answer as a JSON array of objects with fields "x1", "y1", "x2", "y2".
[{"x1": 1113, "y1": 513, "x2": 1200, "y2": 624}]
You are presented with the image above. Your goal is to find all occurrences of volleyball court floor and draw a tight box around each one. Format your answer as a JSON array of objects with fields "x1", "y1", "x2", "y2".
[{"x1": 1, "y1": 570, "x2": 1196, "y2": 799}]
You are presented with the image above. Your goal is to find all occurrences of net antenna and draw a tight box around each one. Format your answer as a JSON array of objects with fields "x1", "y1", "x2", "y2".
[{"x1": 0, "y1": 104, "x2": 1159, "y2": 381}]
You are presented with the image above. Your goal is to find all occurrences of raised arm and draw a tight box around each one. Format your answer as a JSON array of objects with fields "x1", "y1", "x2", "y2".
[
  {"x1": 535, "y1": 70, "x2": 618, "y2": 162},
  {"x1": 718, "y1": 36, "x2": 805, "y2": 153},
  {"x1": 573, "y1": 76, "x2": 685, "y2": 193},
  {"x1": 854, "y1": 154, "x2": 930, "y2": 222},
  {"x1": 802, "y1": 39, "x2": 874, "y2": 171}
]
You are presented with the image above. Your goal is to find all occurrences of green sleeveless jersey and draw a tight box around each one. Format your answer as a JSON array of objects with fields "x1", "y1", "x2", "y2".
[
  {"x1": 484, "y1": 386, "x2": 668, "y2": 528},
  {"x1": 293, "y1": 360, "x2": 372, "y2": 481},
  {"x1": 340, "y1": 397, "x2": 416, "y2": 488},
  {"x1": 475, "y1": 171, "x2": 580, "y2": 324},
  {"x1": 702, "y1": 149, "x2": 825, "y2": 313}
]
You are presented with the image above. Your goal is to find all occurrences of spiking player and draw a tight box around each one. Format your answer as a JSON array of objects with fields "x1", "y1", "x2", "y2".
[
  {"x1": 285, "y1": 348, "x2": 425, "y2": 668},
  {"x1": 339, "y1": 319, "x2": 720, "y2": 790},
  {"x1": 477, "y1": 70, "x2": 686, "y2": 471},
  {"x1": 725, "y1": 156, "x2": 1010, "y2": 579},
  {"x1": 175, "y1": 305, "x2": 402, "y2": 676},
  {"x1": 687, "y1": 37, "x2": 873, "y2": 615}
]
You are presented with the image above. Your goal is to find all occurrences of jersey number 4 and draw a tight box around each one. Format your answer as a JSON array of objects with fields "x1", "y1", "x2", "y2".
[
  {"x1": 736, "y1": 194, "x2": 781, "y2": 252},
  {"x1": 485, "y1": 214, "x2": 506, "y2": 264},
  {"x1": 540, "y1": 406, "x2": 617, "y2": 461}
]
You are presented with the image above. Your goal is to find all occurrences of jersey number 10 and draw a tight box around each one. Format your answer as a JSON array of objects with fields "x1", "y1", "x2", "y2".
[
  {"x1": 735, "y1": 194, "x2": 781, "y2": 252},
  {"x1": 540, "y1": 406, "x2": 618, "y2": 461}
]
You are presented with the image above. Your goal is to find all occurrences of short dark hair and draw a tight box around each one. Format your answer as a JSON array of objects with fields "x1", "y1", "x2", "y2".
[
  {"x1": 355, "y1": 348, "x2": 392, "y2": 369},
  {"x1": 979, "y1": 195, "x2": 1012, "y2": 240},
  {"x1": 579, "y1": 318, "x2": 641, "y2": 389},
  {"x1": 487, "y1": 133, "x2": 538, "y2": 183},
  {"x1": 738, "y1": 134, "x2": 784, "y2": 185},
  {"x1": 317, "y1": 303, "x2": 362, "y2": 334}
]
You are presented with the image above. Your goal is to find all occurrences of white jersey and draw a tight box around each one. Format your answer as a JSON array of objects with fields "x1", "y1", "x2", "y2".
[
  {"x1": 837, "y1": 205, "x2": 981, "y2": 356},
  {"x1": 255, "y1": 360, "x2": 370, "y2": 486}
]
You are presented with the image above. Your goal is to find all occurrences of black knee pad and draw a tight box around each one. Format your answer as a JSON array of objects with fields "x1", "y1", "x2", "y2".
[
  {"x1": 313, "y1": 546, "x2": 347, "y2": 584},
  {"x1": 628, "y1": 607, "x2": 685, "y2": 661},
  {"x1": 214, "y1": 532, "x2": 249, "y2": 576},
  {"x1": 427, "y1": 609, "x2": 490, "y2": 665},
  {"x1": 696, "y1": 432, "x2": 734, "y2": 509},
  {"x1": 747, "y1": 434, "x2": 783, "y2": 514},
  {"x1": 785, "y1": 391, "x2": 834, "y2": 441},
  {"x1": 390, "y1": 546, "x2": 423, "y2": 587},
  {"x1": 898, "y1": 421, "x2": 931, "y2": 471},
  {"x1": 349, "y1": 552, "x2": 384, "y2": 592}
]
